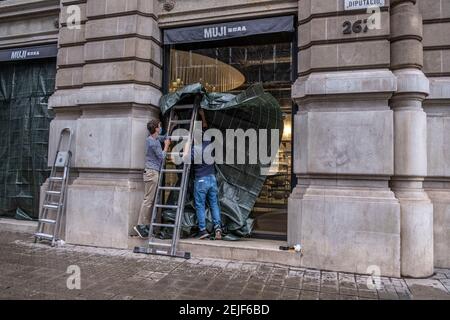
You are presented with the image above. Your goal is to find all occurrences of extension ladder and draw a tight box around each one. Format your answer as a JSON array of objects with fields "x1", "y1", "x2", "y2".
[
  {"x1": 134, "y1": 103, "x2": 199, "y2": 259},
  {"x1": 34, "y1": 128, "x2": 73, "y2": 247}
]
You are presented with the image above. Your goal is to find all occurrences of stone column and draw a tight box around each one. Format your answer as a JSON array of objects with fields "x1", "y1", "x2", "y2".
[
  {"x1": 290, "y1": 0, "x2": 401, "y2": 277},
  {"x1": 390, "y1": 0, "x2": 434, "y2": 277},
  {"x1": 419, "y1": 0, "x2": 450, "y2": 269},
  {"x1": 48, "y1": 0, "x2": 162, "y2": 248}
]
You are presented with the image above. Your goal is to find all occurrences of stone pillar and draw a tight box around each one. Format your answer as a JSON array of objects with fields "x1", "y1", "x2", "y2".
[
  {"x1": 290, "y1": 0, "x2": 401, "y2": 277},
  {"x1": 48, "y1": 0, "x2": 162, "y2": 248},
  {"x1": 390, "y1": 0, "x2": 434, "y2": 277},
  {"x1": 419, "y1": 0, "x2": 450, "y2": 268}
]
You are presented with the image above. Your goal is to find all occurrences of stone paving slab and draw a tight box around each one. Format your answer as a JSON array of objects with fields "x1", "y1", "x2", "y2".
[{"x1": 0, "y1": 232, "x2": 449, "y2": 300}]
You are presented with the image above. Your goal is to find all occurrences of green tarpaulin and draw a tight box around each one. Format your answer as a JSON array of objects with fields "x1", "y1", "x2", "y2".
[
  {"x1": 159, "y1": 83, "x2": 283, "y2": 240},
  {"x1": 0, "y1": 60, "x2": 56, "y2": 220}
]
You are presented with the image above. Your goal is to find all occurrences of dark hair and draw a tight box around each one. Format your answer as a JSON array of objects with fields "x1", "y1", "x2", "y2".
[{"x1": 147, "y1": 119, "x2": 161, "y2": 134}]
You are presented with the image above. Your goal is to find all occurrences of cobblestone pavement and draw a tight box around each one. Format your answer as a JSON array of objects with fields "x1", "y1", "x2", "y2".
[{"x1": 1, "y1": 232, "x2": 449, "y2": 300}]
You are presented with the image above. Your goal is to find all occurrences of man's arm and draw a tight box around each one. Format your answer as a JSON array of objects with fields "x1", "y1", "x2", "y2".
[{"x1": 152, "y1": 138, "x2": 171, "y2": 164}]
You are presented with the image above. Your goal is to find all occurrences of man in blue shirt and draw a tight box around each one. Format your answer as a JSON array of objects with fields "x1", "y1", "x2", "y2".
[
  {"x1": 189, "y1": 109, "x2": 222, "y2": 240},
  {"x1": 134, "y1": 119, "x2": 170, "y2": 238}
]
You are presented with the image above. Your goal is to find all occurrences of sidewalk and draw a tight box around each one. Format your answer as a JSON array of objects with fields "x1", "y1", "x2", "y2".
[{"x1": 0, "y1": 231, "x2": 449, "y2": 300}]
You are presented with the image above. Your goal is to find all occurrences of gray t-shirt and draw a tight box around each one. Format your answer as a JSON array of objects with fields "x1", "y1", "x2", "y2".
[{"x1": 145, "y1": 136, "x2": 166, "y2": 171}]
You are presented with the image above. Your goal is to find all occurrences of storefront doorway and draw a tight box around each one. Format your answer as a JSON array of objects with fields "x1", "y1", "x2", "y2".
[
  {"x1": 0, "y1": 45, "x2": 57, "y2": 220},
  {"x1": 163, "y1": 16, "x2": 296, "y2": 239}
]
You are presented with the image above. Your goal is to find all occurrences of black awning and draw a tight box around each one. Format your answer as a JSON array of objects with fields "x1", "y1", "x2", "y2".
[
  {"x1": 0, "y1": 44, "x2": 57, "y2": 62},
  {"x1": 164, "y1": 15, "x2": 295, "y2": 45}
]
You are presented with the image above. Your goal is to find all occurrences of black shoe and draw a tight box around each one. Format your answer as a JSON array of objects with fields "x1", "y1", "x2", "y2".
[
  {"x1": 134, "y1": 225, "x2": 149, "y2": 239},
  {"x1": 197, "y1": 230, "x2": 210, "y2": 240}
]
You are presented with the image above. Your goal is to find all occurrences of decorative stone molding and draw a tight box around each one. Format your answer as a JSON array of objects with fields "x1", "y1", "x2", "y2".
[
  {"x1": 160, "y1": 0, "x2": 175, "y2": 12},
  {"x1": 390, "y1": 0, "x2": 434, "y2": 278},
  {"x1": 0, "y1": 0, "x2": 60, "y2": 48},
  {"x1": 157, "y1": 0, "x2": 298, "y2": 27}
]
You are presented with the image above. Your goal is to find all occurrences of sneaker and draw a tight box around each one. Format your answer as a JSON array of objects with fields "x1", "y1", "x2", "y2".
[
  {"x1": 134, "y1": 225, "x2": 149, "y2": 239},
  {"x1": 214, "y1": 228, "x2": 222, "y2": 240},
  {"x1": 197, "y1": 230, "x2": 210, "y2": 240}
]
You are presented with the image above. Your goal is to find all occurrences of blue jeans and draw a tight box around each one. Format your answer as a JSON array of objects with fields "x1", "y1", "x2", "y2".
[{"x1": 194, "y1": 174, "x2": 221, "y2": 231}]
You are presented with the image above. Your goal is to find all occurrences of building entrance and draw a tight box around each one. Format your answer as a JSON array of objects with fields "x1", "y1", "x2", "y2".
[{"x1": 163, "y1": 16, "x2": 296, "y2": 239}]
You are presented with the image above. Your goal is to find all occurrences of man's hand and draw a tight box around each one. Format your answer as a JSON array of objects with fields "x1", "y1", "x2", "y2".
[{"x1": 163, "y1": 139, "x2": 171, "y2": 151}]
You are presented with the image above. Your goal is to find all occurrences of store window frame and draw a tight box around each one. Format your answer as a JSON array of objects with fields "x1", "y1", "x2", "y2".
[
  {"x1": 161, "y1": 16, "x2": 298, "y2": 241},
  {"x1": 0, "y1": 56, "x2": 57, "y2": 221}
]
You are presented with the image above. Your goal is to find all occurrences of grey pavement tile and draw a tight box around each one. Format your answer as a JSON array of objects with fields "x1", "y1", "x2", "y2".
[
  {"x1": 320, "y1": 285, "x2": 339, "y2": 294},
  {"x1": 405, "y1": 279, "x2": 450, "y2": 300},
  {"x1": 299, "y1": 290, "x2": 319, "y2": 300},
  {"x1": 339, "y1": 287, "x2": 359, "y2": 296},
  {"x1": 377, "y1": 290, "x2": 399, "y2": 300},
  {"x1": 280, "y1": 288, "x2": 301, "y2": 300},
  {"x1": 358, "y1": 289, "x2": 379, "y2": 299},
  {"x1": 320, "y1": 293, "x2": 339, "y2": 300}
]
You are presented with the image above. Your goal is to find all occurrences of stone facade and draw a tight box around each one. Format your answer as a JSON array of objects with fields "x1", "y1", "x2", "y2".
[
  {"x1": 0, "y1": 0, "x2": 449, "y2": 277},
  {"x1": 290, "y1": 0, "x2": 401, "y2": 277},
  {"x1": 0, "y1": 0, "x2": 59, "y2": 48},
  {"x1": 48, "y1": 0, "x2": 163, "y2": 249},
  {"x1": 419, "y1": 0, "x2": 450, "y2": 269}
]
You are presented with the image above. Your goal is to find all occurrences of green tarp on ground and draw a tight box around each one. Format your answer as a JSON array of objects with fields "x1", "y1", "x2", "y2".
[
  {"x1": 0, "y1": 60, "x2": 56, "y2": 220},
  {"x1": 159, "y1": 83, "x2": 283, "y2": 240}
]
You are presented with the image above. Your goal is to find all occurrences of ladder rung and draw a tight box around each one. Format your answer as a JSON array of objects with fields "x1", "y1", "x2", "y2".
[
  {"x1": 34, "y1": 233, "x2": 54, "y2": 240},
  {"x1": 152, "y1": 223, "x2": 176, "y2": 228},
  {"x1": 171, "y1": 120, "x2": 191, "y2": 125},
  {"x1": 46, "y1": 191, "x2": 61, "y2": 195},
  {"x1": 159, "y1": 186, "x2": 181, "y2": 191},
  {"x1": 39, "y1": 219, "x2": 56, "y2": 225},
  {"x1": 155, "y1": 204, "x2": 178, "y2": 209},
  {"x1": 173, "y1": 105, "x2": 193, "y2": 110},
  {"x1": 49, "y1": 177, "x2": 64, "y2": 182},
  {"x1": 43, "y1": 204, "x2": 59, "y2": 210},
  {"x1": 168, "y1": 136, "x2": 189, "y2": 142},
  {"x1": 161, "y1": 169, "x2": 184, "y2": 173}
]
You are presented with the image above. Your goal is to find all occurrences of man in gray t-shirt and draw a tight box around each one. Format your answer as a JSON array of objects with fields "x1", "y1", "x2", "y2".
[{"x1": 134, "y1": 119, "x2": 170, "y2": 238}]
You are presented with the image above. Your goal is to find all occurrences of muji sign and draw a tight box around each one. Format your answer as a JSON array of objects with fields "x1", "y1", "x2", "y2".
[{"x1": 0, "y1": 44, "x2": 57, "y2": 62}]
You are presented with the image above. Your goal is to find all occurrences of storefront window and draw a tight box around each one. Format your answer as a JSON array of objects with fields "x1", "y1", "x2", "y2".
[
  {"x1": 166, "y1": 34, "x2": 294, "y2": 239},
  {"x1": 0, "y1": 59, "x2": 56, "y2": 220}
]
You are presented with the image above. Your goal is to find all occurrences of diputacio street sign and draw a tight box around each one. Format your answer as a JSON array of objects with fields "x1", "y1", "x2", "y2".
[{"x1": 345, "y1": 0, "x2": 385, "y2": 10}]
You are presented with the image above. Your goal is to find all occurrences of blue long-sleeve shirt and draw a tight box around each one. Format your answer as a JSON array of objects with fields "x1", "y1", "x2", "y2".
[{"x1": 145, "y1": 136, "x2": 166, "y2": 171}]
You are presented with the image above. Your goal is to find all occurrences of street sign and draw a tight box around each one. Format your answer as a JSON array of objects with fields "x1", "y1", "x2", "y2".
[{"x1": 345, "y1": 0, "x2": 385, "y2": 10}]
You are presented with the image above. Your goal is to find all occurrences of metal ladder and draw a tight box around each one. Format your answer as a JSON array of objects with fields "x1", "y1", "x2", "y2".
[
  {"x1": 134, "y1": 103, "x2": 198, "y2": 259},
  {"x1": 34, "y1": 128, "x2": 73, "y2": 247}
]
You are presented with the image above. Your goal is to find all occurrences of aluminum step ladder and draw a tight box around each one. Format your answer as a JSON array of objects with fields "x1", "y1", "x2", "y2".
[
  {"x1": 134, "y1": 103, "x2": 199, "y2": 259},
  {"x1": 34, "y1": 128, "x2": 73, "y2": 247}
]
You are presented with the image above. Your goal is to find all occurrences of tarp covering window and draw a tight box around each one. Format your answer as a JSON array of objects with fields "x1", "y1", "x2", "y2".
[
  {"x1": 159, "y1": 83, "x2": 283, "y2": 240},
  {"x1": 0, "y1": 60, "x2": 56, "y2": 220}
]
